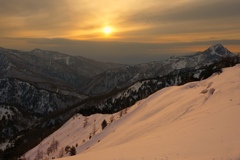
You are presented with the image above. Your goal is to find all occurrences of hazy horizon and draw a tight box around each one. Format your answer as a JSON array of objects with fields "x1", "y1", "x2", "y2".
[{"x1": 1, "y1": 0, "x2": 240, "y2": 64}]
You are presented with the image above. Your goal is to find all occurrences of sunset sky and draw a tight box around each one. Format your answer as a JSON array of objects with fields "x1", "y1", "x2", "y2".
[{"x1": 0, "y1": 0, "x2": 240, "y2": 64}]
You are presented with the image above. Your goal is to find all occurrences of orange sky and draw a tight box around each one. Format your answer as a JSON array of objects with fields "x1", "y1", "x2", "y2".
[{"x1": 0, "y1": 0, "x2": 239, "y2": 63}]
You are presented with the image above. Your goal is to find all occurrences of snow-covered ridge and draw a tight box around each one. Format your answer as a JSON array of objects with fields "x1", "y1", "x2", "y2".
[
  {"x1": 24, "y1": 65, "x2": 240, "y2": 160},
  {"x1": 82, "y1": 44, "x2": 237, "y2": 95}
]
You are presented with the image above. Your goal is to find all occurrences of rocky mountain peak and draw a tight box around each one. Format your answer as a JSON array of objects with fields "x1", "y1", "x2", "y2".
[{"x1": 206, "y1": 44, "x2": 234, "y2": 57}]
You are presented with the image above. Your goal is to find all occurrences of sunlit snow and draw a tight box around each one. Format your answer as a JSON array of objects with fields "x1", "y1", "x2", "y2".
[{"x1": 25, "y1": 65, "x2": 240, "y2": 160}]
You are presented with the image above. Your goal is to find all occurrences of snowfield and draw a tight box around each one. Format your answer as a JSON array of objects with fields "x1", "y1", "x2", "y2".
[{"x1": 25, "y1": 65, "x2": 240, "y2": 160}]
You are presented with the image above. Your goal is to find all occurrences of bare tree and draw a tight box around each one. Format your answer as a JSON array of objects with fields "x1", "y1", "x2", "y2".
[
  {"x1": 83, "y1": 116, "x2": 88, "y2": 128},
  {"x1": 34, "y1": 150, "x2": 43, "y2": 160},
  {"x1": 89, "y1": 132, "x2": 92, "y2": 139},
  {"x1": 58, "y1": 147, "x2": 64, "y2": 158},
  {"x1": 119, "y1": 110, "x2": 124, "y2": 117},
  {"x1": 65, "y1": 145, "x2": 71, "y2": 154},
  {"x1": 123, "y1": 108, "x2": 128, "y2": 114},
  {"x1": 47, "y1": 139, "x2": 59, "y2": 155},
  {"x1": 110, "y1": 115, "x2": 114, "y2": 123},
  {"x1": 47, "y1": 146, "x2": 53, "y2": 156},
  {"x1": 92, "y1": 124, "x2": 97, "y2": 135},
  {"x1": 53, "y1": 139, "x2": 59, "y2": 151}
]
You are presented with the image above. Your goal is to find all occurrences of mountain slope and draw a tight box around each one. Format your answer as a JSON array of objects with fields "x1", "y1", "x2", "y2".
[
  {"x1": 0, "y1": 78, "x2": 83, "y2": 150},
  {"x1": 30, "y1": 48, "x2": 125, "y2": 79},
  {"x1": 0, "y1": 47, "x2": 125, "y2": 151},
  {"x1": 82, "y1": 44, "x2": 236, "y2": 95},
  {"x1": 0, "y1": 47, "x2": 124, "y2": 93},
  {"x1": 24, "y1": 65, "x2": 240, "y2": 160}
]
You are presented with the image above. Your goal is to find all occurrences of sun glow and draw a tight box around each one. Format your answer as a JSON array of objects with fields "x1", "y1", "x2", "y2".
[{"x1": 103, "y1": 26, "x2": 112, "y2": 35}]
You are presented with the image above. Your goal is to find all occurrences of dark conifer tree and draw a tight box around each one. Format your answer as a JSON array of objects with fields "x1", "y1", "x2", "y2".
[
  {"x1": 70, "y1": 146, "x2": 76, "y2": 156},
  {"x1": 101, "y1": 119, "x2": 108, "y2": 130}
]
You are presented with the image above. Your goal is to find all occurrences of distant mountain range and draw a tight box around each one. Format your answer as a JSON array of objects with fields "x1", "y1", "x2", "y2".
[
  {"x1": 82, "y1": 44, "x2": 236, "y2": 95},
  {"x1": 0, "y1": 44, "x2": 239, "y2": 159},
  {"x1": 0, "y1": 47, "x2": 124, "y2": 95}
]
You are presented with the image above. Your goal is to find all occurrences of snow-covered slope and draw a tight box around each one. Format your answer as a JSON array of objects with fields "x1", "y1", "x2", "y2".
[{"x1": 24, "y1": 65, "x2": 240, "y2": 160}]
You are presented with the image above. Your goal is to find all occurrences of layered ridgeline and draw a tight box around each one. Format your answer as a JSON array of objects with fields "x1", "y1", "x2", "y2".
[
  {"x1": 0, "y1": 44, "x2": 239, "y2": 159},
  {"x1": 0, "y1": 47, "x2": 124, "y2": 93},
  {"x1": 81, "y1": 44, "x2": 236, "y2": 95},
  {"x1": 25, "y1": 64, "x2": 240, "y2": 160}
]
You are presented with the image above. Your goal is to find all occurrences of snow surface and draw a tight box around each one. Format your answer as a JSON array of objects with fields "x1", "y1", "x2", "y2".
[
  {"x1": 115, "y1": 81, "x2": 143, "y2": 99},
  {"x1": 25, "y1": 65, "x2": 240, "y2": 160},
  {"x1": 0, "y1": 106, "x2": 14, "y2": 120},
  {"x1": 0, "y1": 141, "x2": 10, "y2": 151}
]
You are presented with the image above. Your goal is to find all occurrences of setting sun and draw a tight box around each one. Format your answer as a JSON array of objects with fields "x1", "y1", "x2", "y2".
[{"x1": 103, "y1": 26, "x2": 112, "y2": 35}]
